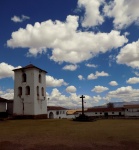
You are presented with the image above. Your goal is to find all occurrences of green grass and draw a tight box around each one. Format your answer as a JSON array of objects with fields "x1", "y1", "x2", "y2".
[{"x1": 0, "y1": 119, "x2": 139, "y2": 150}]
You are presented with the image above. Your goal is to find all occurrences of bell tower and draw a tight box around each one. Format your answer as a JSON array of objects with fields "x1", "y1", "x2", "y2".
[{"x1": 13, "y1": 64, "x2": 47, "y2": 119}]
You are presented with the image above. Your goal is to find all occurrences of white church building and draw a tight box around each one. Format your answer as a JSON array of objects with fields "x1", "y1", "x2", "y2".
[
  {"x1": 1, "y1": 64, "x2": 139, "y2": 119},
  {"x1": 13, "y1": 64, "x2": 48, "y2": 119}
]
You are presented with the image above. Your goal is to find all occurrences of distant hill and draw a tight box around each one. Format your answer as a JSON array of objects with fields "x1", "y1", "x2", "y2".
[{"x1": 93, "y1": 101, "x2": 139, "y2": 108}]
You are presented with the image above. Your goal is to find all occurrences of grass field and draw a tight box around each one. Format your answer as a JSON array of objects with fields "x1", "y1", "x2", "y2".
[{"x1": 0, "y1": 119, "x2": 139, "y2": 150}]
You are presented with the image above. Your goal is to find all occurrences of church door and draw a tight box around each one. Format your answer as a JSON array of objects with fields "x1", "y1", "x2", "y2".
[{"x1": 49, "y1": 112, "x2": 54, "y2": 119}]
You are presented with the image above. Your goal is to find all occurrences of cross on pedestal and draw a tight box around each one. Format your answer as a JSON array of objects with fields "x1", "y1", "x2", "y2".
[{"x1": 80, "y1": 95, "x2": 85, "y2": 115}]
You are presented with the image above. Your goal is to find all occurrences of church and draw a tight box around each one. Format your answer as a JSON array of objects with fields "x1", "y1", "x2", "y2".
[
  {"x1": 0, "y1": 64, "x2": 139, "y2": 119},
  {"x1": 13, "y1": 64, "x2": 48, "y2": 119}
]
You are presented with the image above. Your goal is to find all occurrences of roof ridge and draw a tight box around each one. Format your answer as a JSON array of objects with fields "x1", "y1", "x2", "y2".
[{"x1": 13, "y1": 64, "x2": 47, "y2": 73}]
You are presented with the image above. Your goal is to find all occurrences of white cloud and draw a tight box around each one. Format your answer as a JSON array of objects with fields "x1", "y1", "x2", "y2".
[
  {"x1": 11, "y1": 15, "x2": 30, "y2": 23},
  {"x1": 46, "y1": 75, "x2": 68, "y2": 87},
  {"x1": 48, "y1": 88, "x2": 100, "y2": 108},
  {"x1": 87, "y1": 71, "x2": 109, "y2": 80},
  {"x1": 95, "y1": 71, "x2": 109, "y2": 77},
  {"x1": 66, "y1": 86, "x2": 77, "y2": 93},
  {"x1": 7, "y1": 15, "x2": 128, "y2": 64},
  {"x1": 85, "y1": 63, "x2": 97, "y2": 68},
  {"x1": 108, "y1": 86, "x2": 139, "y2": 102},
  {"x1": 126, "y1": 77, "x2": 139, "y2": 84},
  {"x1": 78, "y1": 75, "x2": 85, "y2": 80},
  {"x1": 78, "y1": 0, "x2": 104, "y2": 27},
  {"x1": 87, "y1": 73, "x2": 97, "y2": 80},
  {"x1": 62, "y1": 64, "x2": 78, "y2": 71},
  {"x1": 0, "y1": 62, "x2": 21, "y2": 79},
  {"x1": 0, "y1": 89, "x2": 14, "y2": 99},
  {"x1": 109, "y1": 86, "x2": 132, "y2": 95},
  {"x1": 134, "y1": 71, "x2": 139, "y2": 76},
  {"x1": 92, "y1": 95, "x2": 102, "y2": 102},
  {"x1": 109, "y1": 81, "x2": 118, "y2": 86},
  {"x1": 92, "y1": 85, "x2": 109, "y2": 93},
  {"x1": 117, "y1": 40, "x2": 139, "y2": 69},
  {"x1": 103, "y1": 0, "x2": 139, "y2": 29}
]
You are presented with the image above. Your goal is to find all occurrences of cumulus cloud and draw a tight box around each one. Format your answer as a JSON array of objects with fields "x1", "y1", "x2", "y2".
[
  {"x1": 47, "y1": 88, "x2": 78, "y2": 107},
  {"x1": 48, "y1": 88, "x2": 100, "y2": 108},
  {"x1": 7, "y1": 15, "x2": 128, "y2": 64},
  {"x1": 92, "y1": 85, "x2": 109, "y2": 93},
  {"x1": 11, "y1": 15, "x2": 30, "y2": 23},
  {"x1": 78, "y1": 0, "x2": 104, "y2": 27},
  {"x1": 87, "y1": 71, "x2": 109, "y2": 80},
  {"x1": 46, "y1": 75, "x2": 68, "y2": 87},
  {"x1": 66, "y1": 86, "x2": 77, "y2": 93},
  {"x1": 78, "y1": 75, "x2": 85, "y2": 80},
  {"x1": 62, "y1": 64, "x2": 78, "y2": 71},
  {"x1": 108, "y1": 86, "x2": 139, "y2": 102},
  {"x1": 0, "y1": 62, "x2": 21, "y2": 79},
  {"x1": 126, "y1": 77, "x2": 139, "y2": 84},
  {"x1": 103, "y1": 0, "x2": 139, "y2": 29},
  {"x1": 0, "y1": 89, "x2": 14, "y2": 99},
  {"x1": 109, "y1": 81, "x2": 118, "y2": 86},
  {"x1": 85, "y1": 63, "x2": 97, "y2": 68},
  {"x1": 117, "y1": 40, "x2": 139, "y2": 69},
  {"x1": 92, "y1": 95, "x2": 102, "y2": 102}
]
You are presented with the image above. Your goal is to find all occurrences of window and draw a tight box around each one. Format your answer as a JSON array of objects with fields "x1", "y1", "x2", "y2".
[
  {"x1": 41, "y1": 87, "x2": 44, "y2": 96},
  {"x1": 37, "y1": 86, "x2": 39, "y2": 96},
  {"x1": 22, "y1": 73, "x2": 26, "y2": 82},
  {"x1": 18, "y1": 87, "x2": 22, "y2": 96},
  {"x1": 56, "y1": 111, "x2": 59, "y2": 115},
  {"x1": 26, "y1": 86, "x2": 30, "y2": 95},
  {"x1": 39, "y1": 74, "x2": 41, "y2": 83}
]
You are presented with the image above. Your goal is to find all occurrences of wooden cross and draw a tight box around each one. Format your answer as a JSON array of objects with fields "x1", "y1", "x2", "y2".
[{"x1": 80, "y1": 95, "x2": 85, "y2": 115}]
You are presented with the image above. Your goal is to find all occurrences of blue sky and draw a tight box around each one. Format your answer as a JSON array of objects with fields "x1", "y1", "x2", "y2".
[{"x1": 1, "y1": 0, "x2": 139, "y2": 108}]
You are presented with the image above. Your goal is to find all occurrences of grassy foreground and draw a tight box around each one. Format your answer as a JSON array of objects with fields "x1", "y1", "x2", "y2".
[{"x1": 0, "y1": 119, "x2": 139, "y2": 150}]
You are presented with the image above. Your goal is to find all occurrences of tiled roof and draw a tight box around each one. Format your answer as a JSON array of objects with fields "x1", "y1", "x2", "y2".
[
  {"x1": 47, "y1": 106, "x2": 67, "y2": 111},
  {"x1": 0, "y1": 97, "x2": 8, "y2": 102},
  {"x1": 124, "y1": 105, "x2": 139, "y2": 109},
  {"x1": 13, "y1": 64, "x2": 47, "y2": 73},
  {"x1": 86, "y1": 107, "x2": 124, "y2": 112}
]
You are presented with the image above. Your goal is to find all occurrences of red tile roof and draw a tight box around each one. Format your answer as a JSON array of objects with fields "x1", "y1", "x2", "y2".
[
  {"x1": 13, "y1": 64, "x2": 47, "y2": 73},
  {"x1": 124, "y1": 105, "x2": 139, "y2": 109},
  {"x1": 47, "y1": 106, "x2": 67, "y2": 111}
]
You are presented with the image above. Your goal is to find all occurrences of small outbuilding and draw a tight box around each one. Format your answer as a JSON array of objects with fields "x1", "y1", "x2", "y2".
[{"x1": 47, "y1": 106, "x2": 68, "y2": 119}]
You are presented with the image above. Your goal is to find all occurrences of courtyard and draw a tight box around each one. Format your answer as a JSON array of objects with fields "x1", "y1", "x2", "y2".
[{"x1": 0, "y1": 119, "x2": 139, "y2": 150}]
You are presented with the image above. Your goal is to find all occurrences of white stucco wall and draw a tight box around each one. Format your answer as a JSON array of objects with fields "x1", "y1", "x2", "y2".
[
  {"x1": 13, "y1": 67, "x2": 47, "y2": 116},
  {"x1": 125, "y1": 108, "x2": 139, "y2": 116},
  {"x1": 85, "y1": 111, "x2": 124, "y2": 117},
  {"x1": 48, "y1": 110, "x2": 67, "y2": 119},
  {"x1": 33, "y1": 70, "x2": 47, "y2": 115},
  {"x1": 66, "y1": 114, "x2": 76, "y2": 119}
]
